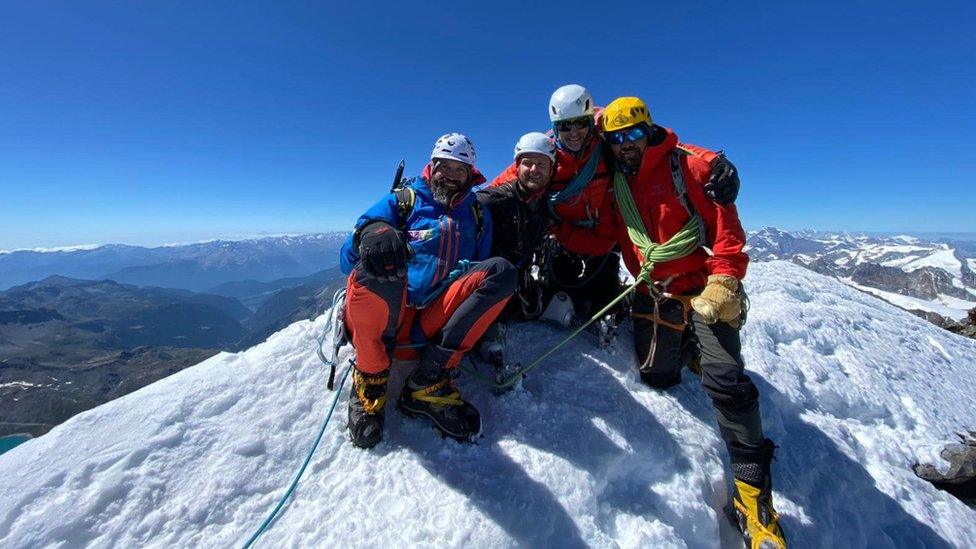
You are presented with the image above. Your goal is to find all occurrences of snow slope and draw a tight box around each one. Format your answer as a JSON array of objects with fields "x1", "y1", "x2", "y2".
[
  {"x1": 1, "y1": 261, "x2": 975, "y2": 548},
  {"x1": 843, "y1": 279, "x2": 976, "y2": 320},
  {"x1": 882, "y1": 248, "x2": 963, "y2": 278}
]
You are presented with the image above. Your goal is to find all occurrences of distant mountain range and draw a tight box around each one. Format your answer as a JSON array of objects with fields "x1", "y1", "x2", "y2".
[
  {"x1": 0, "y1": 276, "x2": 250, "y2": 351},
  {"x1": 0, "y1": 268, "x2": 347, "y2": 438},
  {"x1": 237, "y1": 266, "x2": 346, "y2": 349},
  {"x1": 747, "y1": 228, "x2": 976, "y2": 321},
  {"x1": 0, "y1": 234, "x2": 348, "y2": 292}
]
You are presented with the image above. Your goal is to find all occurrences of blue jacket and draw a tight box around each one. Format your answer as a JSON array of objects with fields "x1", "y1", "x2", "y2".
[{"x1": 340, "y1": 174, "x2": 493, "y2": 306}]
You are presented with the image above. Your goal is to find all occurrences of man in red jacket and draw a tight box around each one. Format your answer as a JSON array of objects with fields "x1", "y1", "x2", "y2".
[{"x1": 602, "y1": 96, "x2": 786, "y2": 549}]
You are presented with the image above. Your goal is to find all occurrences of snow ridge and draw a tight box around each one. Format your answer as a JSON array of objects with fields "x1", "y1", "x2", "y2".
[
  {"x1": 747, "y1": 229, "x2": 976, "y2": 320},
  {"x1": 1, "y1": 262, "x2": 974, "y2": 547}
]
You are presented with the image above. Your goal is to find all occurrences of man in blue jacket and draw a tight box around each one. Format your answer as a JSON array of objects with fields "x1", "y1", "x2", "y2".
[{"x1": 340, "y1": 133, "x2": 517, "y2": 448}]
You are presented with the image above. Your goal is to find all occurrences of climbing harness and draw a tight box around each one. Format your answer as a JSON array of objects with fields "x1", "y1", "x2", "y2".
[
  {"x1": 538, "y1": 236, "x2": 615, "y2": 290},
  {"x1": 516, "y1": 267, "x2": 544, "y2": 319}
]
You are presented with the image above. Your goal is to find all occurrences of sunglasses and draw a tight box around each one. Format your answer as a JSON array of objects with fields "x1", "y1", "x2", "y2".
[
  {"x1": 606, "y1": 125, "x2": 648, "y2": 145},
  {"x1": 554, "y1": 117, "x2": 593, "y2": 133}
]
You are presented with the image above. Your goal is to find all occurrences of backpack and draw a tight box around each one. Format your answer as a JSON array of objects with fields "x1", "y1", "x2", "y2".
[{"x1": 670, "y1": 147, "x2": 710, "y2": 248}]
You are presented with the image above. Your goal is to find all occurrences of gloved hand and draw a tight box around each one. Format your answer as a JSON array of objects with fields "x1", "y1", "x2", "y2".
[
  {"x1": 691, "y1": 274, "x2": 742, "y2": 325},
  {"x1": 704, "y1": 155, "x2": 739, "y2": 205},
  {"x1": 357, "y1": 221, "x2": 407, "y2": 282}
]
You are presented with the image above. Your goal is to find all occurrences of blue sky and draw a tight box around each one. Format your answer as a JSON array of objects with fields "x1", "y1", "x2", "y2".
[{"x1": 1, "y1": 1, "x2": 973, "y2": 249}]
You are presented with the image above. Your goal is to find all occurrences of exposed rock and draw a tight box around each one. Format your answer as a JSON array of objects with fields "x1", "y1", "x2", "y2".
[
  {"x1": 915, "y1": 432, "x2": 976, "y2": 508},
  {"x1": 937, "y1": 308, "x2": 976, "y2": 340},
  {"x1": 902, "y1": 309, "x2": 976, "y2": 341}
]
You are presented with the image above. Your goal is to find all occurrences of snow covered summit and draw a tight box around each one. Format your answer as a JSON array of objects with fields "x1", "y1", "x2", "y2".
[{"x1": 1, "y1": 261, "x2": 975, "y2": 548}]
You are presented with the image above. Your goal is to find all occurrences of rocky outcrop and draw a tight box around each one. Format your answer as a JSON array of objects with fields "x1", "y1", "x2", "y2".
[
  {"x1": 914, "y1": 307, "x2": 976, "y2": 340},
  {"x1": 849, "y1": 264, "x2": 971, "y2": 301},
  {"x1": 915, "y1": 432, "x2": 976, "y2": 508}
]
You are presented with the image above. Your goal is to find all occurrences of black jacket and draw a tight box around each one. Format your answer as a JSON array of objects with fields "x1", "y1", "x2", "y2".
[{"x1": 476, "y1": 180, "x2": 551, "y2": 270}]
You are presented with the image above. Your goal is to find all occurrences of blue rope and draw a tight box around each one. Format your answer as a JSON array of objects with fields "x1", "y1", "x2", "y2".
[
  {"x1": 241, "y1": 359, "x2": 354, "y2": 549},
  {"x1": 547, "y1": 146, "x2": 601, "y2": 219}
]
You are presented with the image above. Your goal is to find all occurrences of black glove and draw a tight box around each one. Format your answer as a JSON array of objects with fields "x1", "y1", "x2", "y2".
[
  {"x1": 357, "y1": 221, "x2": 407, "y2": 282},
  {"x1": 704, "y1": 155, "x2": 740, "y2": 205}
]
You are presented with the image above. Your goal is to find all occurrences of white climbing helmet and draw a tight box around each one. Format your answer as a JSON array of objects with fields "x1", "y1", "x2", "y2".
[
  {"x1": 513, "y1": 132, "x2": 556, "y2": 163},
  {"x1": 548, "y1": 84, "x2": 595, "y2": 122},
  {"x1": 430, "y1": 133, "x2": 477, "y2": 167}
]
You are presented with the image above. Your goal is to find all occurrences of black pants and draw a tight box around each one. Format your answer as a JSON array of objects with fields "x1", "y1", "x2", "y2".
[
  {"x1": 632, "y1": 291, "x2": 763, "y2": 447},
  {"x1": 542, "y1": 245, "x2": 623, "y2": 320}
]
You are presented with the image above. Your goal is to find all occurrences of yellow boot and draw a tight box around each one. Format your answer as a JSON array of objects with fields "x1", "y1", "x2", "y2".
[
  {"x1": 728, "y1": 438, "x2": 787, "y2": 548},
  {"x1": 731, "y1": 478, "x2": 787, "y2": 549}
]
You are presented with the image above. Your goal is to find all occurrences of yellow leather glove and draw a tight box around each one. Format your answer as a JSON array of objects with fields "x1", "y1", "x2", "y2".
[{"x1": 691, "y1": 274, "x2": 742, "y2": 325}]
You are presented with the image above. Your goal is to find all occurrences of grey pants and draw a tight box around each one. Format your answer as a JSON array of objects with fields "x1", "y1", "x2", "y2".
[{"x1": 632, "y1": 291, "x2": 763, "y2": 447}]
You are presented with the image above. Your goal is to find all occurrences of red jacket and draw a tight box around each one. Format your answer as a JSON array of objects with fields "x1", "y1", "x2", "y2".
[
  {"x1": 490, "y1": 138, "x2": 617, "y2": 255},
  {"x1": 614, "y1": 128, "x2": 748, "y2": 295}
]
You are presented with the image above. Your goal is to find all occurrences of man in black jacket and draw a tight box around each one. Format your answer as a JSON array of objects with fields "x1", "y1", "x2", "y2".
[
  {"x1": 477, "y1": 132, "x2": 555, "y2": 314},
  {"x1": 475, "y1": 132, "x2": 556, "y2": 367}
]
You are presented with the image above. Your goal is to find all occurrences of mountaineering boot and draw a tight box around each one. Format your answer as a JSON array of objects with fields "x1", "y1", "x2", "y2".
[
  {"x1": 347, "y1": 368, "x2": 389, "y2": 449},
  {"x1": 398, "y1": 344, "x2": 482, "y2": 442},
  {"x1": 728, "y1": 438, "x2": 787, "y2": 549}
]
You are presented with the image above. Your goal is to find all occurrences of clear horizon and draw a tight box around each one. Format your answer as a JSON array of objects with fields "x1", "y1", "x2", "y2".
[
  {"x1": 5, "y1": 227, "x2": 976, "y2": 255},
  {"x1": 2, "y1": 2, "x2": 974, "y2": 250}
]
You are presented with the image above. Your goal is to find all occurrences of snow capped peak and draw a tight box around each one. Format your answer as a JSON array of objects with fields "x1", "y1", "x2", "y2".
[
  {"x1": 0, "y1": 243, "x2": 103, "y2": 255},
  {"x1": 1, "y1": 262, "x2": 974, "y2": 546},
  {"x1": 894, "y1": 234, "x2": 921, "y2": 245},
  {"x1": 748, "y1": 229, "x2": 976, "y2": 320}
]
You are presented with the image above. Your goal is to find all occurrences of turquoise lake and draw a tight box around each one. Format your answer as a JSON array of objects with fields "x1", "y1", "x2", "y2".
[{"x1": 0, "y1": 434, "x2": 31, "y2": 455}]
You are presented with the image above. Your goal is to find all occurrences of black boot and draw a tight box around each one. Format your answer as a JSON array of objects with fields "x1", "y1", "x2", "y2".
[
  {"x1": 398, "y1": 344, "x2": 482, "y2": 442},
  {"x1": 347, "y1": 368, "x2": 389, "y2": 449},
  {"x1": 728, "y1": 438, "x2": 787, "y2": 548},
  {"x1": 477, "y1": 322, "x2": 506, "y2": 367}
]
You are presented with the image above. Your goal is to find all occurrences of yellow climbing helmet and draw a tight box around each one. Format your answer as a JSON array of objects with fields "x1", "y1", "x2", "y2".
[{"x1": 602, "y1": 97, "x2": 652, "y2": 133}]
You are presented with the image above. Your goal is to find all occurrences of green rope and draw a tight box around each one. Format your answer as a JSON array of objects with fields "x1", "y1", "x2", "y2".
[
  {"x1": 464, "y1": 278, "x2": 644, "y2": 390},
  {"x1": 613, "y1": 171, "x2": 702, "y2": 282},
  {"x1": 464, "y1": 170, "x2": 704, "y2": 391}
]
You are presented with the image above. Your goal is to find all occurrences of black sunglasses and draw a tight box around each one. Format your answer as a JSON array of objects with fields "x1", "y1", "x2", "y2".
[{"x1": 554, "y1": 117, "x2": 593, "y2": 133}]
